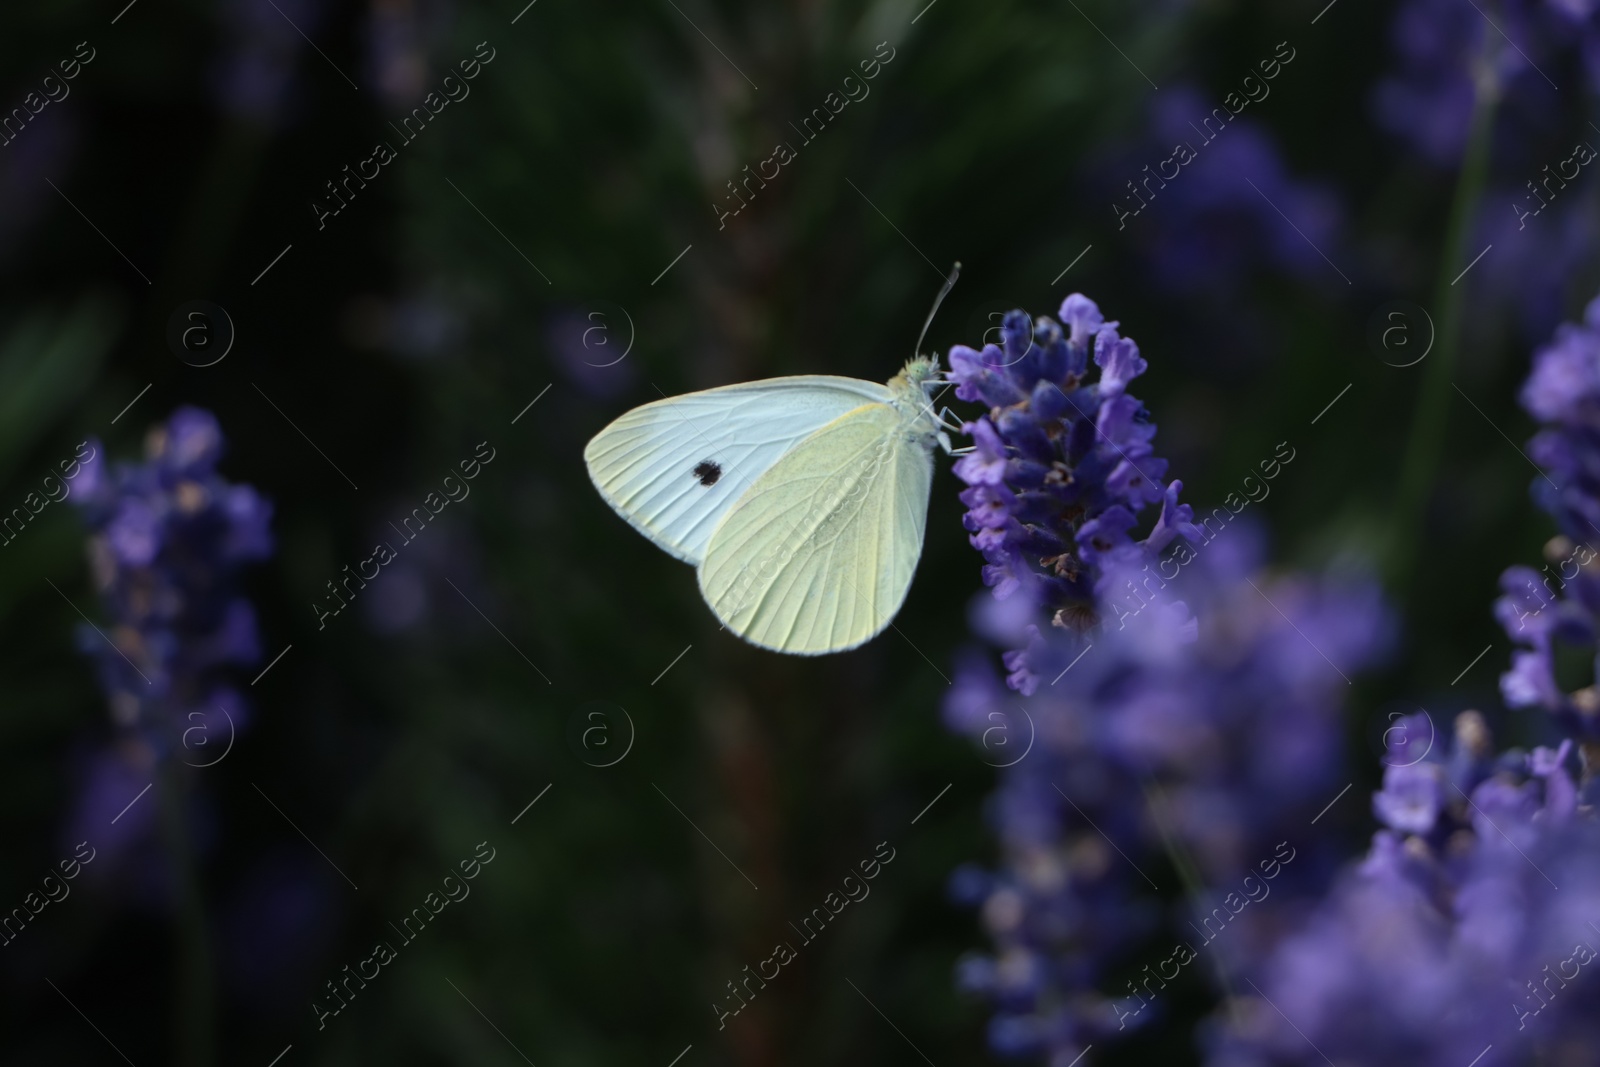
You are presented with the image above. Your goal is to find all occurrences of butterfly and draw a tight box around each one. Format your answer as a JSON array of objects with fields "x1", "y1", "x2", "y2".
[{"x1": 583, "y1": 354, "x2": 960, "y2": 655}]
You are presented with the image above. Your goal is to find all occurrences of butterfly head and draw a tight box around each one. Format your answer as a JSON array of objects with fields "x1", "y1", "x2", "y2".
[
  {"x1": 895, "y1": 355, "x2": 944, "y2": 394},
  {"x1": 890, "y1": 356, "x2": 958, "y2": 454}
]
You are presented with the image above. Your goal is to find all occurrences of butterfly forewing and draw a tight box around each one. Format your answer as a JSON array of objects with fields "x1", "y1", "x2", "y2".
[
  {"x1": 583, "y1": 376, "x2": 892, "y2": 565},
  {"x1": 697, "y1": 402, "x2": 934, "y2": 655}
]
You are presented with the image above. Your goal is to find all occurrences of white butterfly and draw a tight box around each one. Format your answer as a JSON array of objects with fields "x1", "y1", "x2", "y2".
[{"x1": 583, "y1": 356, "x2": 956, "y2": 655}]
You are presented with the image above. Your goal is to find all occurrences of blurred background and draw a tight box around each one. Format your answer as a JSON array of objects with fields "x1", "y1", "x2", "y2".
[{"x1": 0, "y1": 0, "x2": 1593, "y2": 1063}]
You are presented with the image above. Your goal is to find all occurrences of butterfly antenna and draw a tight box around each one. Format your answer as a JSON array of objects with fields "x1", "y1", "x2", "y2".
[{"x1": 913, "y1": 261, "x2": 962, "y2": 361}]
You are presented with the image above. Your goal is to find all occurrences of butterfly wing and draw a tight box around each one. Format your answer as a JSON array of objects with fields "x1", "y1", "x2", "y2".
[
  {"x1": 697, "y1": 402, "x2": 935, "y2": 655},
  {"x1": 584, "y1": 376, "x2": 892, "y2": 565}
]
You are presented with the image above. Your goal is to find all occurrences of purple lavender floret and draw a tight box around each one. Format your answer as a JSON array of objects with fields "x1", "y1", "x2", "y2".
[{"x1": 1495, "y1": 293, "x2": 1600, "y2": 739}]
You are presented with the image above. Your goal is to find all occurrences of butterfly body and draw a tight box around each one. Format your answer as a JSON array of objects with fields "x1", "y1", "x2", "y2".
[{"x1": 583, "y1": 357, "x2": 948, "y2": 655}]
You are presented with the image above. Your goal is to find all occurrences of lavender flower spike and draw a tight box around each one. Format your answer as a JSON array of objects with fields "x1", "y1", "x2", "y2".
[
  {"x1": 948, "y1": 295, "x2": 1197, "y2": 691},
  {"x1": 66, "y1": 407, "x2": 273, "y2": 866}
]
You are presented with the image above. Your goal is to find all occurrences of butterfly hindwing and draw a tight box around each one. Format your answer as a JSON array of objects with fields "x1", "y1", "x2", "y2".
[
  {"x1": 583, "y1": 376, "x2": 893, "y2": 565},
  {"x1": 697, "y1": 402, "x2": 934, "y2": 655}
]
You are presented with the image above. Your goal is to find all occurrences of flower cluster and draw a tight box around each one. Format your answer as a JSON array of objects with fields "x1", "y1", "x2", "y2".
[
  {"x1": 948, "y1": 524, "x2": 1391, "y2": 1064},
  {"x1": 67, "y1": 408, "x2": 272, "y2": 855},
  {"x1": 945, "y1": 295, "x2": 1393, "y2": 1064},
  {"x1": 1496, "y1": 292, "x2": 1600, "y2": 740},
  {"x1": 1204, "y1": 292, "x2": 1600, "y2": 1067},
  {"x1": 1204, "y1": 712, "x2": 1600, "y2": 1067},
  {"x1": 947, "y1": 292, "x2": 1198, "y2": 693},
  {"x1": 1374, "y1": 0, "x2": 1600, "y2": 345},
  {"x1": 1371, "y1": 0, "x2": 1584, "y2": 166}
]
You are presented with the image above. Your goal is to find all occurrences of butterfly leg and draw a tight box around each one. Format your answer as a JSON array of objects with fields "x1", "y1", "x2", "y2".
[
  {"x1": 936, "y1": 406, "x2": 968, "y2": 434},
  {"x1": 915, "y1": 399, "x2": 969, "y2": 437}
]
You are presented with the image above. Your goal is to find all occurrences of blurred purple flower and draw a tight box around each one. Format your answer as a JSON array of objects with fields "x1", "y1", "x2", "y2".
[
  {"x1": 1372, "y1": 761, "x2": 1444, "y2": 834},
  {"x1": 1473, "y1": 188, "x2": 1600, "y2": 345},
  {"x1": 547, "y1": 308, "x2": 638, "y2": 400},
  {"x1": 68, "y1": 408, "x2": 273, "y2": 862},
  {"x1": 365, "y1": 0, "x2": 428, "y2": 109},
  {"x1": 1372, "y1": 0, "x2": 1491, "y2": 165},
  {"x1": 950, "y1": 538, "x2": 1393, "y2": 1062},
  {"x1": 211, "y1": 0, "x2": 323, "y2": 126},
  {"x1": 65, "y1": 742, "x2": 159, "y2": 872},
  {"x1": 1371, "y1": 0, "x2": 1594, "y2": 165},
  {"x1": 1496, "y1": 291, "x2": 1600, "y2": 739},
  {"x1": 1205, "y1": 714, "x2": 1600, "y2": 1067},
  {"x1": 363, "y1": 0, "x2": 454, "y2": 110},
  {"x1": 1135, "y1": 87, "x2": 1344, "y2": 294}
]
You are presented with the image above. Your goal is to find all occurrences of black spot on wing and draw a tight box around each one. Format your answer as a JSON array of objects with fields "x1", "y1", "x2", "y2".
[{"x1": 692, "y1": 460, "x2": 722, "y2": 486}]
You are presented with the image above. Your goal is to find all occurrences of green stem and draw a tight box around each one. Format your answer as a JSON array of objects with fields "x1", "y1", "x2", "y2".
[
  {"x1": 1386, "y1": 69, "x2": 1501, "y2": 595},
  {"x1": 157, "y1": 765, "x2": 213, "y2": 1067}
]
